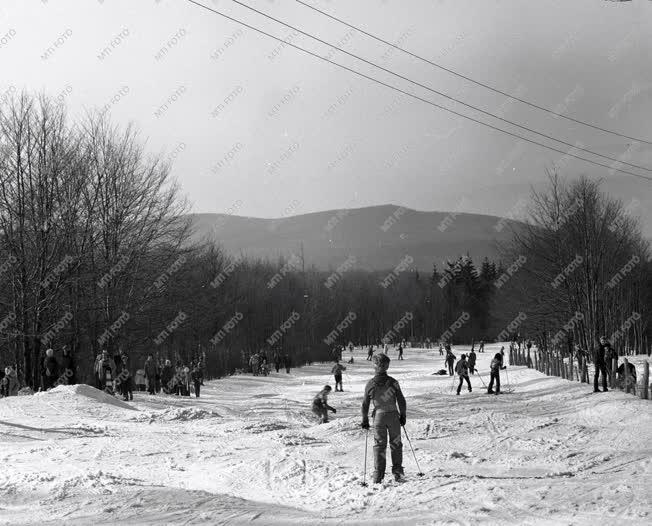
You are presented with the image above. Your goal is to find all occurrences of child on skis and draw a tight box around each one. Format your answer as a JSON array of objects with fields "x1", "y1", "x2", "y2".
[
  {"x1": 361, "y1": 353, "x2": 407, "y2": 483},
  {"x1": 331, "y1": 359, "x2": 347, "y2": 392},
  {"x1": 312, "y1": 385, "x2": 336, "y2": 423},
  {"x1": 455, "y1": 354, "x2": 472, "y2": 395}
]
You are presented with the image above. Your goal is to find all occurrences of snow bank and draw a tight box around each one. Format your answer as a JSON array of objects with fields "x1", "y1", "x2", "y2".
[{"x1": 36, "y1": 384, "x2": 135, "y2": 410}]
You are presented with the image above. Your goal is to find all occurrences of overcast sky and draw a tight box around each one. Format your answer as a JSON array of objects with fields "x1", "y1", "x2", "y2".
[{"x1": 1, "y1": 0, "x2": 651, "y2": 232}]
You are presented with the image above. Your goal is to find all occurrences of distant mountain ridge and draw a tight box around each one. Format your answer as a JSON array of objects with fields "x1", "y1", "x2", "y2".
[{"x1": 187, "y1": 204, "x2": 521, "y2": 271}]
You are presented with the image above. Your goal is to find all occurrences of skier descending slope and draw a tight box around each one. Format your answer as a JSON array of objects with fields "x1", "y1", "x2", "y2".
[{"x1": 361, "y1": 353, "x2": 407, "y2": 483}]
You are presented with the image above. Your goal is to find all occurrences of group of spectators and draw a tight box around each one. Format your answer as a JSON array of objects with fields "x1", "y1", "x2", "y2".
[
  {"x1": 94, "y1": 350, "x2": 205, "y2": 399},
  {"x1": 248, "y1": 350, "x2": 292, "y2": 376}
]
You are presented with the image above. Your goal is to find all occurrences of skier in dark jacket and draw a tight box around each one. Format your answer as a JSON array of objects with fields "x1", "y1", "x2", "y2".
[
  {"x1": 312, "y1": 385, "x2": 336, "y2": 423},
  {"x1": 488, "y1": 352, "x2": 505, "y2": 394},
  {"x1": 190, "y1": 363, "x2": 202, "y2": 397},
  {"x1": 43, "y1": 348, "x2": 59, "y2": 390},
  {"x1": 593, "y1": 336, "x2": 610, "y2": 393},
  {"x1": 455, "y1": 354, "x2": 472, "y2": 395},
  {"x1": 361, "y1": 353, "x2": 407, "y2": 483},
  {"x1": 468, "y1": 349, "x2": 477, "y2": 374},
  {"x1": 445, "y1": 345, "x2": 456, "y2": 376},
  {"x1": 331, "y1": 360, "x2": 346, "y2": 392},
  {"x1": 59, "y1": 346, "x2": 76, "y2": 385}
]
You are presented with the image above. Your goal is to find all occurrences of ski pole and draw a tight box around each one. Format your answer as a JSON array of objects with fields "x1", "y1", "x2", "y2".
[
  {"x1": 361, "y1": 425, "x2": 369, "y2": 487},
  {"x1": 504, "y1": 367, "x2": 513, "y2": 393},
  {"x1": 402, "y1": 425, "x2": 424, "y2": 477},
  {"x1": 476, "y1": 371, "x2": 488, "y2": 388}
]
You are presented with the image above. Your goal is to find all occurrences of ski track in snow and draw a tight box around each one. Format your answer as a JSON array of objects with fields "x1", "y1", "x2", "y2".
[{"x1": 0, "y1": 344, "x2": 650, "y2": 525}]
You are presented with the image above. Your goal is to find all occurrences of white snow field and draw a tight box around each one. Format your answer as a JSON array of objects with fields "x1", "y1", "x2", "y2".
[{"x1": 1, "y1": 343, "x2": 650, "y2": 525}]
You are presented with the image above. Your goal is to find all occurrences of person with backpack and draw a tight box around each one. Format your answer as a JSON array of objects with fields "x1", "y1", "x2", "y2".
[
  {"x1": 312, "y1": 385, "x2": 336, "y2": 423},
  {"x1": 593, "y1": 336, "x2": 610, "y2": 393},
  {"x1": 455, "y1": 354, "x2": 472, "y2": 395},
  {"x1": 445, "y1": 345, "x2": 456, "y2": 376},
  {"x1": 488, "y1": 352, "x2": 506, "y2": 394},
  {"x1": 468, "y1": 349, "x2": 477, "y2": 375},
  {"x1": 361, "y1": 353, "x2": 407, "y2": 483},
  {"x1": 331, "y1": 359, "x2": 347, "y2": 392}
]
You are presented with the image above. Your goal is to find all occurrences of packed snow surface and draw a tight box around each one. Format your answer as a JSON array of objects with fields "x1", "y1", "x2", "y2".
[{"x1": 0, "y1": 344, "x2": 650, "y2": 525}]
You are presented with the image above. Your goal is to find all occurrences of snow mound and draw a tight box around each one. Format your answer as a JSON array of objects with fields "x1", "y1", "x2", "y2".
[
  {"x1": 38, "y1": 384, "x2": 136, "y2": 410},
  {"x1": 158, "y1": 407, "x2": 221, "y2": 421}
]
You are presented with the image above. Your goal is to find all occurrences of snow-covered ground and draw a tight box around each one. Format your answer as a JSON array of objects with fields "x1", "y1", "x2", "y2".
[{"x1": 1, "y1": 343, "x2": 650, "y2": 525}]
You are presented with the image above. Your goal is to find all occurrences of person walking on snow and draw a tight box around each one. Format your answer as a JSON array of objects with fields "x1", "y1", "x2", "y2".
[
  {"x1": 283, "y1": 353, "x2": 292, "y2": 374},
  {"x1": 42, "y1": 348, "x2": 59, "y2": 391},
  {"x1": 331, "y1": 359, "x2": 347, "y2": 392},
  {"x1": 144, "y1": 354, "x2": 158, "y2": 395},
  {"x1": 479, "y1": 340, "x2": 485, "y2": 353},
  {"x1": 361, "y1": 353, "x2": 407, "y2": 483},
  {"x1": 312, "y1": 385, "x2": 336, "y2": 423},
  {"x1": 191, "y1": 363, "x2": 202, "y2": 397},
  {"x1": 468, "y1": 349, "x2": 477, "y2": 374},
  {"x1": 397, "y1": 344, "x2": 404, "y2": 360},
  {"x1": 367, "y1": 345, "x2": 375, "y2": 361},
  {"x1": 445, "y1": 345, "x2": 456, "y2": 376},
  {"x1": 455, "y1": 354, "x2": 472, "y2": 395},
  {"x1": 593, "y1": 336, "x2": 610, "y2": 393},
  {"x1": 488, "y1": 352, "x2": 506, "y2": 394}
]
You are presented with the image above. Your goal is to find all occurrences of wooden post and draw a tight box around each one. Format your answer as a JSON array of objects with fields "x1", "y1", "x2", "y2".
[
  {"x1": 642, "y1": 361, "x2": 649, "y2": 400},
  {"x1": 623, "y1": 357, "x2": 630, "y2": 394}
]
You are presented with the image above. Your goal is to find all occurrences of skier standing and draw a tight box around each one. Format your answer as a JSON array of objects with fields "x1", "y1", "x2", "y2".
[
  {"x1": 468, "y1": 349, "x2": 477, "y2": 374},
  {"x1": 487, "y1": 352, "x2": 506, "y2": 394},
  {"x1": 445, "y1": 345, "x2": 456, "y2": 376},
  {"x1": 593, "y1": 336, "x2": 610, "y2": 393},
  {"x1": 331, "y1": 359, "x2": 347, "y2": 392},
  {"x1": 455, "y1": 354, "x2": 472, "y2": 395},
  {"x1": 312, "y1": 385, "x2": 336, "y2": 423},
  {"x1": 361, "y1": 353, "x2": 406, "y2": 483}
]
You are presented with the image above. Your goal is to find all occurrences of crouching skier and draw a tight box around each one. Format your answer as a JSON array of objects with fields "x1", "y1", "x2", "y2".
[
  {"x1": 361, "y1": 353, "x2": 407, "y2": 483},
  {"x1": 312, "y1": 385, "x2": 336, "y2": 423}
]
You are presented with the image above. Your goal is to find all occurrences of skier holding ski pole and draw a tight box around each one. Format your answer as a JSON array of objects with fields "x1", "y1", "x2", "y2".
[{"x1": 361, "y1": 353, "x2": 407, "y2": 483}]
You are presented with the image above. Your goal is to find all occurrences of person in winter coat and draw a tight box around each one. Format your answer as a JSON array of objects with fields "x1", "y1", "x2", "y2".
[
  {"x1": 283, "y1": 353, "x2": 292, "y2": 374},
  {"x1": 312, "y1": 385, "x2": 336, "y2": 423},
  {"x1": 331, "y1": 359, "x2": 347, "y2": 392},
  {"x1": 478, "y1": 340, "x2": 485, "y2": 353},
  {"x1": 42, "y1": 348, "x2": 59, "y2": 391},
  {"x1": 249, "y1": 353, "x2": 260, "y2": 376},
  {"x1": 118, "y1": 353, "x2": 133, "y2": 401},
  {"x1": 361, "y1": 353, "x2": 407, "y2": 483},
  {"x1": 488, "y1": 352, "x2": 506, "y2": 394},
  {"x1": 144, "y1": 354, "x2": 158, "y2": 394},
  {"x1": 161, "y1": 359, "x2": 174, "y2": 393},
  {"x1": 468, "y1": 349, "x2": 477, "y2": 374},
  {"x1": 98, "y1": 350, "x2": 115, "y2": 392},
  {"x1": 445, "y1": 345, "x2": 456, "y2": 376},
  {"x1": 273, "y1": 352, "x2": 282, "y2": 373},
  {"x1": 59, "y1": 346, "x2": 76, "y2": 385},
  {"x1": 455, "y1": 354, "x2": 472, "y2": 395},
  {"x1": 190, "y1": 364, "x2": 202, "y2": 398},
  {"x1": 397, "y1": 344, "x2": 404, "y2": 360},
  {"x1": 2, "y1": 366, "x2": 19, "y2": 396},
  {"x1": 593, "y1": 336, "x2": 610, "y2": 393},
  {"x1": 0, "y1": 367, "x2": 5, "y2": 396}
]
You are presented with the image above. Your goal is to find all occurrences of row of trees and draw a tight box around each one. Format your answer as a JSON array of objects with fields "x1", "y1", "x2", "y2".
[{"x1": 1, "y1": 94, "x2": 649, "y2": 386}]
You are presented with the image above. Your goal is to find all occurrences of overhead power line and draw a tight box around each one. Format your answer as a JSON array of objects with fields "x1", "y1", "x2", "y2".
[
  {"x1": 295, "y1": 0, "x2": 652, "y2": 146},
  {"x1": 185, "y1": 0, "x2": 652, "y2": 181},
  {"x1": 227, "y1": 0, "x2": 651, "y2": 174}
]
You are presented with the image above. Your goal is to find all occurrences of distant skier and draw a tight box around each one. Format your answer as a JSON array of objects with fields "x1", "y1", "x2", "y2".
[
  {"x1": 479, "y1": 340, "x2": 485, "y2": 353},
  {"x1": 445, "y1": 345, "x2": 456, "y2": 376},
  {"x1": 488, "y1": 352, "x2": 506, "y2": 395},
  {"x1": 144, "y1": 354, "x2": 158, "y2": 395},
  {"x1": 42, "y1": 348, "x2": 59, "y2": 391},
  {"x1": 273, "y1": 351, "x2": 281, "y2": 373},
  {"x1": 468, "y1": 349, "x2": 477, "y2": 375},
  {"x1": 312, "y1": 385, "x2": 336, "y2": 423},
  {"x1": 593, "y1": 336, "x2": 610, "y2": 393},
  {"x1": 283, "y1": 353, "x2": 292, "y2": 374},
  {"x1": 331, "y1": 359, "x2": 347, "y2": 392},
  {"x1": 191, "y1": 363, "x2": 202, "y2": 397},
  {"x1": 367, "y1": 345, "x2": 375, "y2": 361},
  {"x1": 455, "y1": 354, "x2": 472, "y2": 395},
  {"x1": 439, "y1": 343, "x2": 444, "y2": 356},
  {"x1": 361, "y1": 353, "x2": 406, "y2": 483},
  {"x1": 249, "y1": 353, "x2": 260, "y2": 376},
  {"x1": 397, "y1": 344, "x2": 404, "y2": 360}
]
